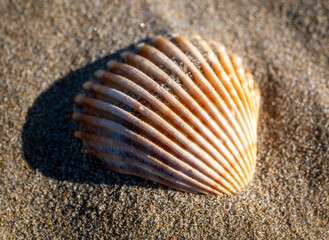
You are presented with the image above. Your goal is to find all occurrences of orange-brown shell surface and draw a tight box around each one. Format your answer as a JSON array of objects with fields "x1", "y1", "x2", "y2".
[{"x1": 72, "y1": 35, "x2": 261, "y2": 194}]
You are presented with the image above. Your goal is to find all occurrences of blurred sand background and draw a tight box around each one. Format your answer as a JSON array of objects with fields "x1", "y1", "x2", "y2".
[{"x1": 0, "y1": 0, "x2": 328, "y2": 239}]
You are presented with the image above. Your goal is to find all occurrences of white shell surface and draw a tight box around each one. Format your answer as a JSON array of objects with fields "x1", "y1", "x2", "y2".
[{"x1": 72, "y1": 35, "x2": 260, "y2": 195}]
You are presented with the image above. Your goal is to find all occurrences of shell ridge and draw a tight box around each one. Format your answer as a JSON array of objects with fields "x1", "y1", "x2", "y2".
[
  {"x1": 195, "y1": 36, "x2": 256, "y2": 147},
  {"x1": 245, "y1": 71, "x2": 258, "y2": 133},
  {"x1": 74, "y1": 97, "x2": 238, "y2": 192},
  {"x1": 243, "y1": 71, "x2": 258, "y2": 163},
  {"x1": 87, "y1": 78, "x2": 245, "y2": 187},
  {"x1": 193, "y1": 38, "x2": 257, "y2": 177},
  {"x1": 114, "y1": 53, "x2": 248, "y2": 184},
  {"x1": 154, "y1": 37, "x2": 255, "y2": 176},
  {"x1": 211, "y1": 41, "x2": 257, "y2": 142},
  {"x1": 128, "y1": 48, "x2": 252, "y2": 183},
  {"x1": 210, "y1": 41, "x2": 258, "y2": 172},
  {"x1": 173, "y1": 36, "x2": 256, "y2": 177},
  {"x1": 172, "y1": 36, "x2": 256, "y2": 175},
  {"x1": 74, "y1": 131, "x2": 220, "y2": 194},
  {"x1": 230, "y1": 55, "x2": 256, "y2": 142},
  {"x1": 79, "y1": 94, "x2": 241, "y2": 190},
  {"x1": 98, "y1": 153, "x2": 204, "y2": 194},
  {"x1": 72, "y1": 113, "x2": 232, "y2": 194},
  {"x1": 137, "y1": 41, "x2": 253, "y2": 178}
]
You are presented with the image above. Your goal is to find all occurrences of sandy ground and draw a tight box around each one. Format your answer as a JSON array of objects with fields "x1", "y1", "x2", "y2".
[{"x1": 0, "y1": 0, "x2": 328, "y2": 239}]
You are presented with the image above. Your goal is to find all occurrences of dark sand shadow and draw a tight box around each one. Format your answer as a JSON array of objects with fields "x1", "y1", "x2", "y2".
[{"x1": 21, "y1": 40, "x2": 166, "y2": 190}]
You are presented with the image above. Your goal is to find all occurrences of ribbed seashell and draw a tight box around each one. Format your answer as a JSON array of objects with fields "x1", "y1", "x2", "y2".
[{"x1": 71, "y1": 35, "x2": 260, "y2": 195}]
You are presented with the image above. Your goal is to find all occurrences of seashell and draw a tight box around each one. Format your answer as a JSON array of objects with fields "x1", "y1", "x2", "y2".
[{"x1": 71, "y1": 35, "x2": 260, "y2": 195}]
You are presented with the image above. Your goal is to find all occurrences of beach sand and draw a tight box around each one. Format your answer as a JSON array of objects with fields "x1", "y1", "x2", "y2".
[{"x1": 0, "y1": 0, "x2": 328, "y2": 238}]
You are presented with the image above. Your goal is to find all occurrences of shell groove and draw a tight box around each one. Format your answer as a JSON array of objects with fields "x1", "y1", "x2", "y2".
[{"x1": 72, "y1": 35, "x2": 260, "y2": 194}]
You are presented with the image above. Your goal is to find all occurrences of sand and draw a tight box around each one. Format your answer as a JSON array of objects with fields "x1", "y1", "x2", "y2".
[{"x1": 0, "y1": 0, "x2": 328, "y2": 239}]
